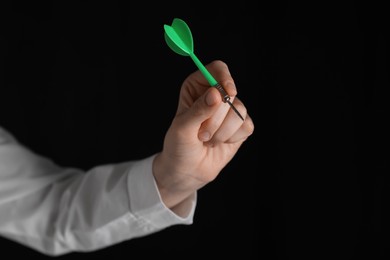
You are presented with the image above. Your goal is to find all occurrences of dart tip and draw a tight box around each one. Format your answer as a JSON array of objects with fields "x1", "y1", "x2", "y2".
[
  {"x1": 226, "y1": 100, "x2": 245, "y2": 121},
  {"x1": 212, "y1": 83, "x2": 244, "y2": 121}
]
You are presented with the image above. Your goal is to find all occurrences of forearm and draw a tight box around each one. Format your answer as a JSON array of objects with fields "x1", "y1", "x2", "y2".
[{"x1": 0, "y1": 127, "x2": 196, "y2": 256}]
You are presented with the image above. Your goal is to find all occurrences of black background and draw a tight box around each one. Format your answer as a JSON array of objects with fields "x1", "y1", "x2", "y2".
[{"x1": 1, "y1": 1, "x2": 389, "y2": 259}]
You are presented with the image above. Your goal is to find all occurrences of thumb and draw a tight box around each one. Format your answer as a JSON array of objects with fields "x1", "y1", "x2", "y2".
[{"x1": 179, "y1": 87, "x2": 221, "y2": 133}]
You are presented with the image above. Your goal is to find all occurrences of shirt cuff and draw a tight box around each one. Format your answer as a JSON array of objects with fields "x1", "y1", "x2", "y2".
[{"x1": 127, "y1": 154, "x2": 196, "y2": 229}]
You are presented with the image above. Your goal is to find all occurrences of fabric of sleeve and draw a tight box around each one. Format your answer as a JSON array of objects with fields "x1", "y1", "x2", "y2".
[{"x1": 0, "y1": 127, "x2": 196, "y2": 256}]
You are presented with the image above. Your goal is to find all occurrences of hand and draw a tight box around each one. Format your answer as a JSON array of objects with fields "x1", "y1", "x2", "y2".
[{"x1": 153, "y1": 60, "x2": 254, "y2": 214}]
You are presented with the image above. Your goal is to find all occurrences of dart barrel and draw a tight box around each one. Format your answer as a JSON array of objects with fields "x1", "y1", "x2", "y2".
[{"x1": 213, "y1": 83, "x2": 231, "y2": 103}]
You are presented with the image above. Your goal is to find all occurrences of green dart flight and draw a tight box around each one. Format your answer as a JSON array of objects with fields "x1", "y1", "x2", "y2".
[{"x1": 163, "y1": 18, "x2": 244, "y2": 121}]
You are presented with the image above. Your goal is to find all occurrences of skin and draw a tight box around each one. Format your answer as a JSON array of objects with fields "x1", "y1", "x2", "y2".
[{"x1": 153, "y1": 60, "x2": 255, "y2": 216}]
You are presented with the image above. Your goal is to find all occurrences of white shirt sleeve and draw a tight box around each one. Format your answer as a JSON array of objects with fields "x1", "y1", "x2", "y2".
[{"x1": 0, "y1": 126, "x2": 197, "y2": 256}]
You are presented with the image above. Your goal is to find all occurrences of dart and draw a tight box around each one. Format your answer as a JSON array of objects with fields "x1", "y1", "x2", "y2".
[{"x1": 163, "y1": 18, "x2": 245, "y2": 121}]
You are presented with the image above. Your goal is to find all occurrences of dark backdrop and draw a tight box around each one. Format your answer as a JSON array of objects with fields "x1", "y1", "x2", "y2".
[
  {"x1": 1, "y1": 1, "x2": 389, "y2": 260},
  {"x1": 271, "y1": 2, "x2": 389, "y2": 259}
]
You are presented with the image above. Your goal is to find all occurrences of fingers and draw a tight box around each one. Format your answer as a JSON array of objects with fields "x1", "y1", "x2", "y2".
[
  {"x1": 174, "y1": 59, "x2": 254, "y2": 144},
  {"x1": 197, "y1": 61, "x2": 253, "y2": 144},
  {"x1": 196, "y1": 60, "x2": 241, "y2": 142},
  {"x1": 198, "y1": 88, "x2": 231, "y2": 141},
  {"x1": 174, "y1": 87, "x2": 222, "y2": 138},
  {"x1": 226, "y1": 113, "x2": 255, "y2": 143},
  {"x1": 206, "y1": 60, "x2": 238, "y2": 97},
  {"x1": 210, "y1": 97, "x2": 248, "y2": 142},
  {"x1": 201, "y1": 96, "x2": 254, "y2": 144}
]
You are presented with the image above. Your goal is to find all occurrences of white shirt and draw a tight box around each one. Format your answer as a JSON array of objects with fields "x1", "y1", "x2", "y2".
[{"x1": 0, "y1": 126, "x2": 196, "y2": 256}]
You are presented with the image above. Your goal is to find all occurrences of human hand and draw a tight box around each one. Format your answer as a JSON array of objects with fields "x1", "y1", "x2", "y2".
[{"x1": 153, "y1": 60, "x2": 254, "y2": 213}]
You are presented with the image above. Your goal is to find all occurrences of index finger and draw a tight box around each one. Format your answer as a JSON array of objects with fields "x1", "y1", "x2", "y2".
[{"x1": 206, "y1": 60, "x2": 238, "y2": 98}]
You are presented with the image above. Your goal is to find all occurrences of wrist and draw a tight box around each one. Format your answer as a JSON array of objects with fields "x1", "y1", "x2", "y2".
[{"x1": 152, "y1": 153, "x2": 200, "y2": 210}]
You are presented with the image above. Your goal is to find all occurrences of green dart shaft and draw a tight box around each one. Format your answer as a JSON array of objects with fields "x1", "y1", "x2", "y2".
[{"x1": 189, "y1": 52, "x2": 217, "y2": 86}]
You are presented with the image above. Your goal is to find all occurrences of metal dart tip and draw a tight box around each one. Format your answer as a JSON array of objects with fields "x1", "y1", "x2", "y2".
[
  {"x1": 226, "y1": 100, "x2": 245, "y2": 121},
  {"x1": 214, "y1": 83, "x2": 245, "y2": 121}
]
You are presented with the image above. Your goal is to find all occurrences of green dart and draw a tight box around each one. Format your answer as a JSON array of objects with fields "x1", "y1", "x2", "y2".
[{"x1": 163, "y1": 18, "x2": 245, "y2": 121}]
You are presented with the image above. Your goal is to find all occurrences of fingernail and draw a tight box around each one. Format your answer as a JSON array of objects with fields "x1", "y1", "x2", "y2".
[
  {"x1": 199, "y1": 131, "x2": 210, "y2": 142},
  {"x1": 205, "y1": 90, "x2": 217, "y2": 106}
]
